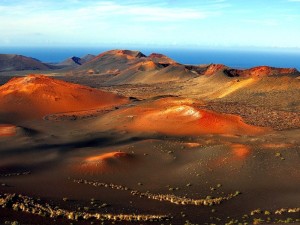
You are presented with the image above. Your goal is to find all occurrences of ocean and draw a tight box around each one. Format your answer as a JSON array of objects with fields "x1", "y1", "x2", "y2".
[{"x1": 1, "y1": 47, "x2": 300, "y2": 70}]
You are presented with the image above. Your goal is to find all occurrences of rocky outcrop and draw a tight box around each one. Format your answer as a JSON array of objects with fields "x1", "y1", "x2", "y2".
[
  {"x1": 204, "y1": 64, "x2": 228, "y2": 76},
  {"x1": 224, "y1": 66, "x2": 299, "y2": 78}
]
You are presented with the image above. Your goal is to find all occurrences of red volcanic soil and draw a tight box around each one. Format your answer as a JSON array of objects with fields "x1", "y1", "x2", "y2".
[
  {"x1": 204, "y1": 64, "x2": 228, "y2": 76},
  {"x1": 0, "y1": 74, "x2": 129, "y2": 122},
  {"x1": 110, "y1": 98, "x2": 269, "y2": 136},
  {"x1": 183, "y1": 142, "x2": 202, "y2": 148},
  {"x1": 136, "y1": 61, "x2": 162, "y2": 71},
  {"x1": 74, "y1": 151, "x2": 132, "y2": 175},
  {"x1": 147, "y1": 53, "x2": 177, "y2": 64},
  {"x1": 224, "y1": 66, "x2": 299, "y2": 78},
  {"x1": 114, "y1": 50, "x2": 146, "y2": 59},
  {"x1": 230, "y1": 143, "x2": 251, "y2": 159},
  {"x1": 86, "y1": 152, "x2": 128, "y2": 162},
  {"x1": 0, "y1": 124, "x2": 16, "y2": 136},
  {"x1": 90, "y1": 49, "x2": 146, "y2": 63}
]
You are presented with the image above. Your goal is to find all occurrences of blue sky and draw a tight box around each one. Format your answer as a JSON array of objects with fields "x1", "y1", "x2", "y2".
[{"x1": 1, "y1": 0, "x2": 300, "y2": 49}]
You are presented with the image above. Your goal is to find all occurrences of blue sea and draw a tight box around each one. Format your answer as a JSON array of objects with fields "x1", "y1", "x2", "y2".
[{"x1": 1, "y1": 47, "x2": 300, "y2": 70}]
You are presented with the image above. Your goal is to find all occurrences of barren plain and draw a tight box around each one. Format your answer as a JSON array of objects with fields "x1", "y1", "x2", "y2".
[{"x1": 0, "y1": 50, "x2": 299, "y2": 225}]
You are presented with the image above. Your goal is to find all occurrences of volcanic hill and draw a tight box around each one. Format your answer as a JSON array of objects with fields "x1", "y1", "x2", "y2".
[
  {"x1": 0, "y1": 74, "x2": 129, "y2": 122},
  {"x1": 58, "y1": 54, "x2": 96, "y2": 67},
  {"x1": 95, "y1": 97, "x2": 269, "y2": 136},
  {"x1": 76, "y1": 50, "x2": 198, "y2": 84},
  {"x1": 0, "y1": 54, "x2": 53, "y2": 72},
  {"x1": 74, "y1": 50, "x2": 300, "y2": 86}
]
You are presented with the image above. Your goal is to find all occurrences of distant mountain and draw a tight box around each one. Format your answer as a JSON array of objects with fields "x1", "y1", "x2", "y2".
[
  {"x1": 0, "y1": 54, "x2": 54, "y2": 72},
  {"x1": 58, "y1": 54, "x2": 96, "y2": 67},
  {"x1": 59, "y1": 56, "x2": 82, "y2": 66},
  {"x1": 2, "y1": 50, "x2": 299, "y2": 86},
  {"x1": 77, "y1": 49, "x2": 199, "y2": 84},
  {"x1": 81, "y1": 54, "x2": 96, "y2": 63},
  {"x1": 75, "y1": 49, "x2": 300, "y2": 85},
  {"x1": 78, "y1": 50, "x2": 147, "y2": 73}
]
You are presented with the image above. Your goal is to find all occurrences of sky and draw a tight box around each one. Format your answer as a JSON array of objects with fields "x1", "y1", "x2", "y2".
[{"x1": 0, "y1": 0, "x2": 300, "y2": 50}]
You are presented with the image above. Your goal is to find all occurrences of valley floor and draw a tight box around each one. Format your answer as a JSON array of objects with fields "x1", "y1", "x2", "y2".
[{"x1": 0, "y1": 73, "x2": 299, "y2": 225}]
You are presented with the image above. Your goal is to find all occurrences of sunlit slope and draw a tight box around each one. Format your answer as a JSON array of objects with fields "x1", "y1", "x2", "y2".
[
  {"x1": 77, "y1": 49, "x2": 197, "y2": 84},
  {"x1": 0, "y1": 74, "x2": 129, "y2": 122},
  {"x1": 179, "y1": 66, "x2": 300, "y2": 111},
  {"x1": 94, "y1": 98, "x2": 269, "y2": 136}
]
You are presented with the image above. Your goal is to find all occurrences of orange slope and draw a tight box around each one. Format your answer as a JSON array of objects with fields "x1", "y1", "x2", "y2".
[
  {"x1": 110, "y1": 98, "x2": 269, "y2": 136},
  {"x1": 74, "y1": 151, "x2": 132, "y2": 175},
  {"x1": 0, "y1": 74, "x2": 129, "y2": 122},
  {"x1": 0, "y1": 124, "x2": 16, "y2": 137}
]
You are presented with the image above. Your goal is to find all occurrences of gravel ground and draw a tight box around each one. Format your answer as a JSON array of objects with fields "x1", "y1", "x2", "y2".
[{"x1": 201, "y1": 101, "x2": 300, "y2": 130}]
